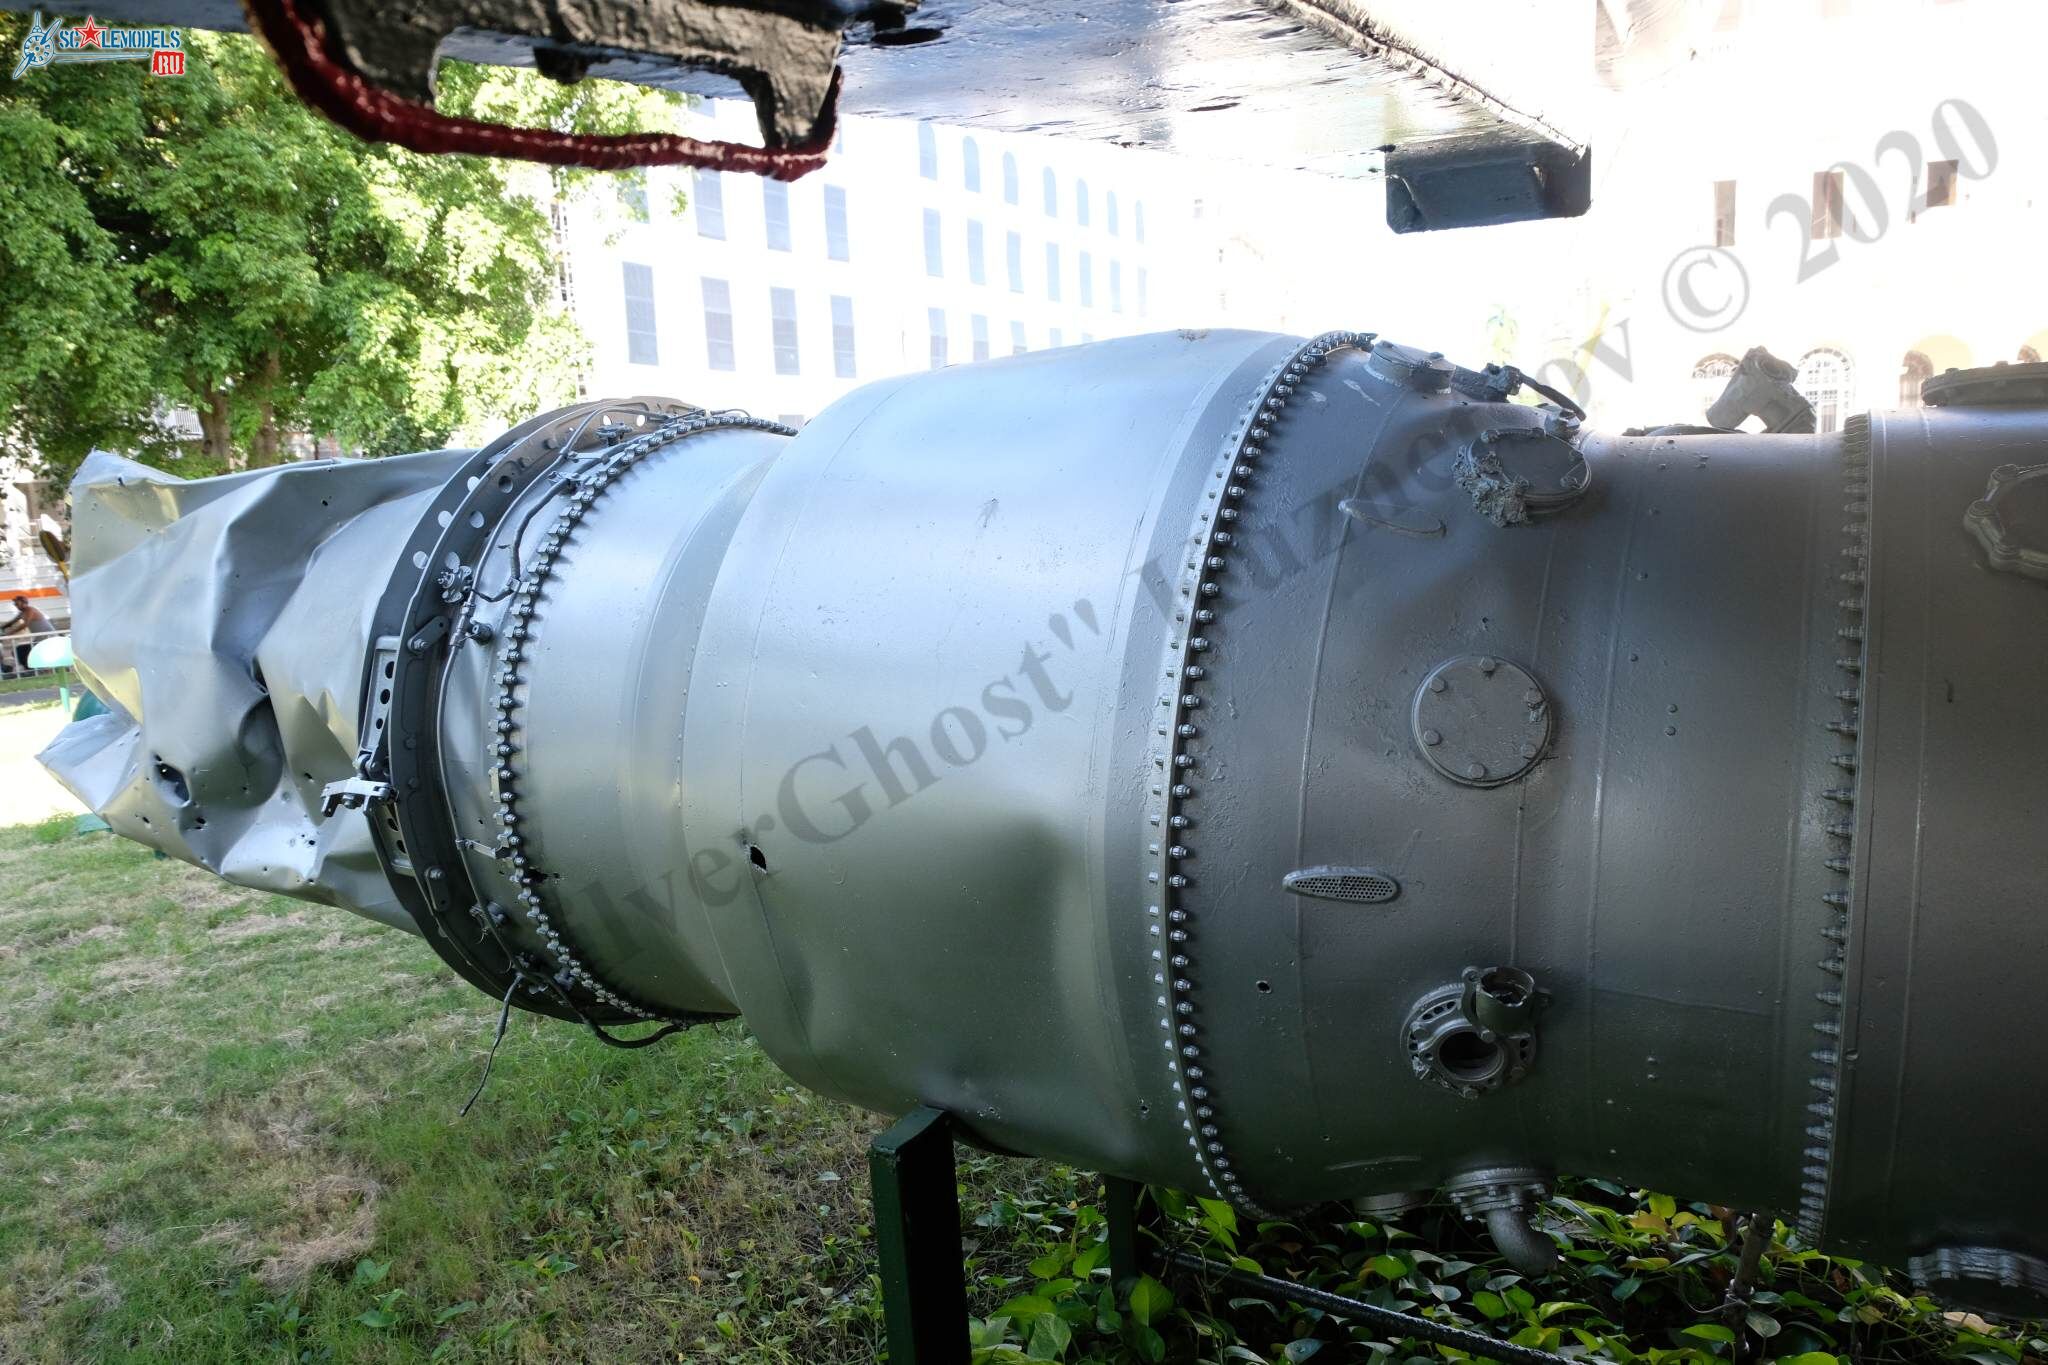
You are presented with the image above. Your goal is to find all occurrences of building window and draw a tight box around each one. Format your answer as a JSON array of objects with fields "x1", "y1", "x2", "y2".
[
  {"x1": 1714, "y1": 179, "x2": 1736, "y2": 247},
  {"x1": 967, "y1": 220, "x2": 986, "y2": 285},
  {"x1": 694, "y1": 169, "x2": 726, "y2": 239},
  {"x1": 769, "y1": 286, "x2": 800, "y2": 375},
  {"x1": 1899, "y1": 350, "x2": 1932, "y2": 407},
  {"x1": 763, "y1": 179, "x2": 792, "y2": 252},
  {"x1": 928, "y1": 307, "x2": 948, "y2": 369},
  {"x1": 1049, "y1": 326, "x2": 1063, "y2": 348},
  {"x1": 1078, "y1": 250, "x2": 1094, "y2": 307},
  {"x1": 1106, "y1": 191, "x2": 1120, "y2": 237},
  {"x1": 1925, "y1": 158, "x2": 1958, "y2": 212},
  {"x1": 1010, "y1": 320, "x2": 1027, "y2": 355},
  {"x1": 1042, "y1": 168, "x2": 1057, "y2": 217},
  {"x1": 1811, "y1": 170, "x2": 1845, "y2": 239},
  {"x1": 622, "y1": 263, "x2": 658, "y2": 365},
  {"x1": 831, "y1": 294, "x2": 857, "y2": 379},
  {"x1": 971, "y1": 314, "x2": 990, "y2": 362},
  {"x1": 1076, "y1": 179, "x2": 1091, "y2": 227},
  {"x1": 1135, "y1": 201, "x2": 1146, "y2": 243},
  {"x1": 1795, "y1": 347, "x2": 1855, "y2": 433},
  {"x1": 701, "y1": 277, "x2": 735, "y2": 371},
  {"x1": 1045, "y1": 243, "x2": 1061, "y2": 302},
  {"x1": 918, "y1": 123, "x2": 938, "y2": 179},
  {"x1": 1137, "y1": 267, "x2": 1148, "y2": 317},
  {"x1": 924, "y1": 208, "x2": 943, "y2": 277},
  {"x1": 1005, "y1": 231, "x2": 1023, "y2": 293},
  {"x1": 824, "y1": 185, "x2": 850, "y2": 261},
  {"x1": 963, "y1": 137, "x2": 981, "y2": 192},
  {"x1": 621, "y1": 172, "x2": 651, "y2": 223},
  {"x1": 1690, "y1": 352, "x2": 1738, "y2": 420},
  {"x1": 1002, "y1": 152, "x2": 1019, "y2": 205},
  {"x1": 1109, "y1": 260, "x2": 1123, "y2": 313}
]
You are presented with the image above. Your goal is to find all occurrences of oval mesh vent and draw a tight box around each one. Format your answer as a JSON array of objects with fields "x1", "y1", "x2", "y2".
[{"x1": 1282, "y1": 866, "x2": 1400, "y2": 904}]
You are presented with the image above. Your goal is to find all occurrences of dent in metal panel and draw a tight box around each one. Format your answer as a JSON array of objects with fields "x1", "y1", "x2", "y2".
[{"x1": 38, "y1": 448, "x2": 472, "y2": 933}]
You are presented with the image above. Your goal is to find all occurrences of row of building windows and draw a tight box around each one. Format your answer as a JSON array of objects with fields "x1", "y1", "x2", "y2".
[
  {"x1": 916, "y1": 124, "x2": 1147, "y2": 240},
  {"x1": 919, "y1": 210, "x2": 1148, "y2": 313},
  {"x1": 925, "y1": 311, "x2": 1093, "y2": 368},
  {"x1": 628, "y1": 261, "x2": 1121, "y2": 377},
  {"x1": 1710, "y1": 159, "x2": 1960, "y2": 246},
  {"x1": 689, "y1": 170, "x2": 852, "y2": 260},
  {"x1": 624, "y1": 266, "x2": 857, "y2": 379}
]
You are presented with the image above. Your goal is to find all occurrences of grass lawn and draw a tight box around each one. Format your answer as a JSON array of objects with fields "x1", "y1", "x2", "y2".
[
  {"x1": 0, "y1": 671, "x2": 70, "y2": 699},
  {"x1": 0, "y1": 815, "x2": 906, "y2": 1363},
  {"x1": 0, "y1": 812, "x2": 2041, "y2": 1364}
]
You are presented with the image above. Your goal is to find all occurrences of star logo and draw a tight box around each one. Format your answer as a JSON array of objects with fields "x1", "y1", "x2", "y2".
[{"x1": 75, "y1": 15, "x2": 102, "y2": 47}]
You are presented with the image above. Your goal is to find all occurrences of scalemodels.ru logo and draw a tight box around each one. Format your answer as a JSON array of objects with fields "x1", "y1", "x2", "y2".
[{"x1": 12, "y1": 11, "x2": 186, "y2": 80}]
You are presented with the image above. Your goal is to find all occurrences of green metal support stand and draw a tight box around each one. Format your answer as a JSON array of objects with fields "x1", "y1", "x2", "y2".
[
  {"x1": 867, "y1": 1116, "x2": 1156, "y2": 1364},
  {"x1": 870, "y1": 1106, "x2": 970, "y2": 1365},
  {"x1": 1104, "y1": 1175, "x2": 1147, "y2": 1287}
]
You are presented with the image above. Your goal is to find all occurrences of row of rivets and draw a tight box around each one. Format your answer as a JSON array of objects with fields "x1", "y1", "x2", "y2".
[
  {"x1": 1799, "y1": 411, "x2": 1872, "y2": 1241},
  {"x1": 489, "y1": 412, "x2": 796, "y2": 1020},
  {"x1": 1145, "y1": 332, "x2": 1373, "y2": 1214}
]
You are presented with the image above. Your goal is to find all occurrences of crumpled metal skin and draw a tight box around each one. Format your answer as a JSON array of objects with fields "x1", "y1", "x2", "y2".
[{"x1": 39, "y1": 448, "x2": 472, "y2": 932}]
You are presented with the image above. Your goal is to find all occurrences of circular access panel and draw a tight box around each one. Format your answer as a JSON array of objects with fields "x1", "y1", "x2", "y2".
[{"x1": 1410, "y1": 655, "x2": 1554, "y2": 788}]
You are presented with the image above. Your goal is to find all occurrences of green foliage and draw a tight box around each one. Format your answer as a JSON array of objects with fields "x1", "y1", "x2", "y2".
[
  {"x1": 0, "y1": 20, "x2": 683, "y2": 483},
  {"x1": 950, "y1": 1174, "x2": 2048, "y2": 1364}
]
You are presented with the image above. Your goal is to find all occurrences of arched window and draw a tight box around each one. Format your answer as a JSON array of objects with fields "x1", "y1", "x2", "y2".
[
  {"x1": 1106, "y1": 191, "x2": 1120, "y2": 236},
  {"x1": 917, "y1": 122, "x2": 937, "y2": 180},
  {"x1": 1042, "y1": 167, "x2": 1057, "y2": 218},
  {"x1": 1899, "y1": 351, "x2": 1933, "y2": 407},
  {"x1": 1001, "y1": 152, "x2": 1019, "y2": 205},
  {"x1": 1691, "y1": 353, "x2": 1740, "y2": 422},
  {"x1": 1795, "y1": 347, "x2": 1855, "y2": 434},
  {"x1": 1076, "y1": 179, "x2": 1091, "y2": 227},
  {"x1": 962, "y1": 137, "x2": 981, "y2": 192}
]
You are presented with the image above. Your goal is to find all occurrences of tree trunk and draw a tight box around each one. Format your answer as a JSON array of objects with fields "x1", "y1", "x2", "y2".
[
  {"x1": 248, "y1": 350, "x2": 283, "y2": 469},
  {"x1": 197, "y1": 388, "x2": 235, "y2": 469}
]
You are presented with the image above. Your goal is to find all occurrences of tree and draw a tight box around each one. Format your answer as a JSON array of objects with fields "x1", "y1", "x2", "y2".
[{"x1": 0, "y1": 20, "x2": 685, "y2": 485}]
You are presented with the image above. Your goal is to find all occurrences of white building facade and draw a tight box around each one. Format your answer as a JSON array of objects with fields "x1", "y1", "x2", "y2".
[{"x1": 559, "y1": 101, "x2": 1217, "y2": 424}]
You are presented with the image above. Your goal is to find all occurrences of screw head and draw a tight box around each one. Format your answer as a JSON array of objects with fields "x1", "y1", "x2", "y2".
[{"x1": 1422, "y1": 728, "x2": 1443, "y2": 746}]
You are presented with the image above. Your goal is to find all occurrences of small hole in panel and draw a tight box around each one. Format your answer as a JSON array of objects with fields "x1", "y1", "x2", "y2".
[
  {"x1": 747, "y1": 844, "x2": 769, "y2": 872},
  {"x1": 1255, "y1": 980, "x2": 1272, "y2": 994}
]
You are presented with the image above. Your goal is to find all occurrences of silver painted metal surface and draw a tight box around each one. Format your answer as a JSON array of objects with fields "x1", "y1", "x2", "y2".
[{"x1": 42, "y1": 329, "x2": 2048, "y2": 1312}]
